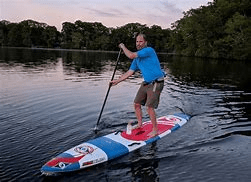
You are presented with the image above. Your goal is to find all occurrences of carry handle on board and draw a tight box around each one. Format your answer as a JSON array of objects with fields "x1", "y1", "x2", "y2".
[{"x1": 94, "y1": 49, "x2": 122, "y2": 132}]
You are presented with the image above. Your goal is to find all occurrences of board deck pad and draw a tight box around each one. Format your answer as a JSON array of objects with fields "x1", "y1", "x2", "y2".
[
  {"x1": 121, "y1": 119, "x2": 175, "y2": 141},
  {"x1": 41, "y1": 113, "x2": 190, "y2": 175}
]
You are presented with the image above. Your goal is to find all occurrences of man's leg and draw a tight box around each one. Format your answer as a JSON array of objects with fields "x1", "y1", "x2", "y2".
[
  {"x1": 147, "y1": 106, "x2": 158, "y2": 136},
  {"x1": 134, "y1": 103, "x2": 143, "y2": 127},
  {"x1": 145, "y1": 82, "x2": 164, "y2": 137}
]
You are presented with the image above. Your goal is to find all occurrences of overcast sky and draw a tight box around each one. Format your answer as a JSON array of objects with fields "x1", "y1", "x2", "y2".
[{"x1": 0, "y1": 0, "x2": 213, "y2": 30}]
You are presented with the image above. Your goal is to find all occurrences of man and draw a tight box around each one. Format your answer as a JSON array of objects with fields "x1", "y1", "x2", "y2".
[{"x1": 110, "y1": 33, "x2": 165, "y2": 137}]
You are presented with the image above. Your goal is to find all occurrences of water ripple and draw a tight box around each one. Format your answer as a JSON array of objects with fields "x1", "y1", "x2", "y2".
[{"x1": 1, "y1": 49, "x2": 250, "y2": 181}]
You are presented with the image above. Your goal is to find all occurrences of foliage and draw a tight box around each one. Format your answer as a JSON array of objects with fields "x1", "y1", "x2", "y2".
[
  {"x1": 171, "y1": 0, "x2": 251, "y2": 60},
  {"x1": 0, "y1": 19, "x2": 171, "y2": 52},
  {"x1": 0, "y1": 20, "x2": 60, "y2": 48}
]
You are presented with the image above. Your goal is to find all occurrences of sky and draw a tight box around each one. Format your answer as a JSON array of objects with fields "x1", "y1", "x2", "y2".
[{"x1": 0, "y1": 0, "x2": 213, "y2": 30}]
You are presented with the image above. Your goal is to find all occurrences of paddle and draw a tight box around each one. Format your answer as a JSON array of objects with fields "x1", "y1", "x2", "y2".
[{"x1": 94, "y1": 49, "x2": 122, "y2": 132}]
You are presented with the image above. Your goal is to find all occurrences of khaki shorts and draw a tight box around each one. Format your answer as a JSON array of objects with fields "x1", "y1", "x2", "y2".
[{"x1": 134, "y1": 81, "x2": 164, "y2": 109}]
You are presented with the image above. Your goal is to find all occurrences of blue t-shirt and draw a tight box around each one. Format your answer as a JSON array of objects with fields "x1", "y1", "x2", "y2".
[{"x1": 129, "y1": 47, "x2": 164, "y2": 83}]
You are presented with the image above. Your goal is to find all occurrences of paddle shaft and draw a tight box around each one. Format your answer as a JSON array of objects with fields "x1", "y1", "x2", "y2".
[{"x1": 95, "y1": 49, "x2": 122, "y2": 128}]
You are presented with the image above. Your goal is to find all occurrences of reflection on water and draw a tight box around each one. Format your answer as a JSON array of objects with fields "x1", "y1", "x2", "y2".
[
  {"x1": 129, "y1": 142, "x2": 159, "y2": 182},
  {"x1": 0, "y1": 47, "x2": 250, "y2": 182},
  {"x1": 166, "y1": 56, "x2": 251, "y2": 90}
]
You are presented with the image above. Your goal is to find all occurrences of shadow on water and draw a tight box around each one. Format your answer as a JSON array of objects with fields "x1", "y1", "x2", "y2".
[{"x1": 0, "y1": 48, "x2": 251, "y2": 182}]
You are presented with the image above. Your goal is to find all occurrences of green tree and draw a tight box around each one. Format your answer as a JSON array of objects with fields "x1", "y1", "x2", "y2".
[
  {"x1": 110, "y1": 23, "x2": 149, "y2": 51},
  {"x1": 3, "y1": 19, "x2": 60, "y2": 48},
  {"x1": 72, "y1": 32, "x2": 83, "y2": 49},
  {"x1": 8, "y1": 23, "x2": 23, "y2": 47},
  {"x1": 225, "y1": 12, "x2": 251, "y2": 60},
  {"x1": 0, "y1": 20, "x2": 10, "y2": 46},
  {"x1": 43, "y1": 26, "x2": 60, "y2": 48},
  {"x1": 170, "y1": 0, "x2": 250, "y2": 60},
  {"x1": 75, "y1": 20, "x2": 92, "y2": 49},
  {"x1": 61, "y1": 22, "x2": 76, "y2": 49}
]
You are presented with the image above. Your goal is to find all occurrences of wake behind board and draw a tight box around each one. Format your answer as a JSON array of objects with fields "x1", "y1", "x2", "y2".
[{"x1": 41, "y1": 113, "x2": 190, "y2": 175}]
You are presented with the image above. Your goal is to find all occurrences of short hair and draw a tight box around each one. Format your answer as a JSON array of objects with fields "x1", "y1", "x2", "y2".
[{"x1": 135, "y1": 33, "x2": 148, "y2": 42}]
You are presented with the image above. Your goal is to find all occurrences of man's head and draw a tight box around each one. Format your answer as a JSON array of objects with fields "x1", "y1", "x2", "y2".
[{"x1": 136, "y1": 33, "x2": 147, "y2": 50}]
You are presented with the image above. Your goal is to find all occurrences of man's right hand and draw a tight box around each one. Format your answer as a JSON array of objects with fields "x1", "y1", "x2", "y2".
[{"x1": 119, "y1": 43, "x2": 125, "y2": 49}]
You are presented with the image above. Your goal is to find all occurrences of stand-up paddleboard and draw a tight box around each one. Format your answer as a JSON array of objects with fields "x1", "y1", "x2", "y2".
[{"x1": 41, "y1": 113, "x2": 190, "y2": 175}]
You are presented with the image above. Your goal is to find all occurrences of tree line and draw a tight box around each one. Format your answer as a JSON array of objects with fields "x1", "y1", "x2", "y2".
[
  {"x1": 171, "y1": 0, "x2": 250, "y2": 60},
  {"x1": 0, "y1": 20, "x2": 171, "y2": 52},
  {"x1": 0, "y1": 0, "x2": 250, "y2": 60}
]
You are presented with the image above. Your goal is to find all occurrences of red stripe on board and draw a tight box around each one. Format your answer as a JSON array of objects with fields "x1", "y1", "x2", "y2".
[
  {"x1": 47, "y1": 156, "x2": 83, "y2": 167},
  {"x1": 121, "y1": 123, "x2": 173, "y2": 141}
]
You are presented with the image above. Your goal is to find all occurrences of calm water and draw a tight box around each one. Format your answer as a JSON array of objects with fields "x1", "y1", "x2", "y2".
[{"x1": 0, "y1": 47, "x2": 250, "y2": 182}]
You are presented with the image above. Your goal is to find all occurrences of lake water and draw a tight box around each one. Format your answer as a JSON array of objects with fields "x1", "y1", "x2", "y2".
[{"x1": 0, "y1": 47, "x2": 250, "y2": 182}]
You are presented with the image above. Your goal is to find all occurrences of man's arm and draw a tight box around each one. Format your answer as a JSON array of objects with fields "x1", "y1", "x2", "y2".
[
  {"x1": 119, "y1": 43, "x2": 137, "y2": 59},
  {"x1": 110, "y1": 70, "x2": 134, "y2": 86}
]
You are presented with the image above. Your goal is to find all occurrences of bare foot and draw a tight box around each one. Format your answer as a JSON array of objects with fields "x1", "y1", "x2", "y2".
[
  {"x1": 147, "y1": 130, "x2": 158, "y2": 138},
  {"x1": 133, "y1": 123, "x2": 142, "y2": 130}
]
